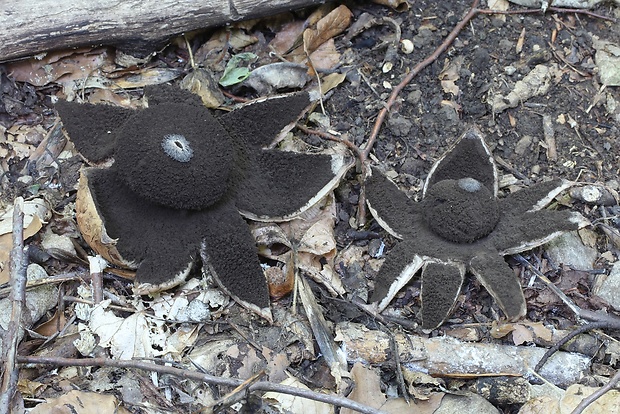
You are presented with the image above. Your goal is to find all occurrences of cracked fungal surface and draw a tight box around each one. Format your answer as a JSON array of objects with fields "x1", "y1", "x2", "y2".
[
  {"x1": 365, "y1": 127, "x2": 589, "y2": 329},
  {"x1": 57, "y1": 85, "x2": 351, "y2": 320}
]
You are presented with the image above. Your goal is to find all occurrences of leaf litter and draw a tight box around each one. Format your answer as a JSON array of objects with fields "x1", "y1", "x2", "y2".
[{"x1": 1, "y1": 0, "x2": 620, "y2": 413}]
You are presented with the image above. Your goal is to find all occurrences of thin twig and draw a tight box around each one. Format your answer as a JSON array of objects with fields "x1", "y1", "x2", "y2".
[
  {"x1": 571, "y1": 368, "x2": 620, "y2": 414},
  {"x1": 17, "y1": 356, "x2": 386, "y2": 414},
  {"x1": 0, "y1": 197, "x2": 29, "y2": 412},
  {"x1": 296, "y1": 124, "x2": 363, "y2": 158},
  {"x1": 534, "y1": 321, "x2": 617, "y2": 372},
  {"x1": 514, "y1": 254, "x2": 582, "y2": 317},
  {"x1": 514, "y1": 254, "x2": 620, "y2": 325}
]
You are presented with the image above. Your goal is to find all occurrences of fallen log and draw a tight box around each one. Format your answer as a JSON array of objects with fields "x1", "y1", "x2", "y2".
[
  {"x1": 1, "y1": 0, "x2": 324, "y2": 62},
  {"x1": 335, "y1": 322, "x2": 590, "y2": 388}
]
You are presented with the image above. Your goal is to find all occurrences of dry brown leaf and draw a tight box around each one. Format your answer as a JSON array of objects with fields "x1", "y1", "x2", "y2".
[
  {"x1": 309, "y1": 39, "x2": 341, "y2": 72},
  {"x1": 111, "y1": 67, "x2": 183, "y2": 89},
  {"x1": 7, "y1": 48, "x2": 112, "y2": 88},
  {"x1": 302, "y1": 5, "x2": 353, "y2": 54},
  {"x1": 270, "y1": 20, "x2": 306, "y2": 55},
  {"x1": 180, "y1": 69, "x2": 225, "y2": 108},
  {"x1": 262, "y1": 346, "x2": 291, "y2": 383},
  {"x1": 341, "y1": 363, "x2": 386, "y2": 413},
  {"x1": 320, "y1": 72, "x2": 347, "y2": 95},
  {"x1": 34, "y1": 308, "x2": 67, "y2": 337},
  {"x1": 86, "y1": 89, "x2": 135, "y2": 107},
  {"x1": 18, "y1": 378, "x2": 46, "y2": 398}
]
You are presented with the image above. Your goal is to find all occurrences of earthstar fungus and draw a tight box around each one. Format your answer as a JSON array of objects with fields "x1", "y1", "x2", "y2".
[
  {"x1": 366, "y1": 128, "x2": 589, "y2": 329},
  {"x1": 57, "y1": 85, "x2": 351, "y2": 320}
]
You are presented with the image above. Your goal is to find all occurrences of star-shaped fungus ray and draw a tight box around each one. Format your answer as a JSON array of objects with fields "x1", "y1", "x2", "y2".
[
  {"x1": 57, "y1": 85, "x2": 352, "y2": 320},
  {"x1": 365, "y1": 127, "x2": 589, "y2": 329}
]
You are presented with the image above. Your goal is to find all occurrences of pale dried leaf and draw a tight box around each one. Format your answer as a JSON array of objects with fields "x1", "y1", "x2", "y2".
[
  {"x1": 439, "y1": 56, "x2": 463, "y2": 96},
  {"x1": 371, "y1": 0, "x2": 410, "y2": 11},
  {"x1": 264, "y1": 377, "x2": 334, "y2": 414},
  {"x1": 89, "y1": 301, "x2": 160, "y2": 359},
  {"x1": 512, "y1": 324, "x2": 534, "y2": 345},
  {"x1": 320, "y1": 72, "x2": 347, "y2": 95},
  {"x1": 341, "y1": 363, "x2": 386, "y2": 414},
  {"x1": 29, "y1": 390, "x2": 131, "y2": 414},
  {"x1": 298, "y1": 276, "x2": 348, "y2": 386},
  {"x1": 560, "y1": 384, "x2": 620, "y2": 413}
]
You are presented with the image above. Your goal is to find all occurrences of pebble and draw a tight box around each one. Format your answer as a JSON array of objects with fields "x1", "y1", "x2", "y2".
[
  {"x1": 434, "y1": 392, "x2": 500, "y2": 414},
  {"x1": 545, "y1": 231, "x2": 598, "y2": 270},
  {"x1": 592, "y1": 261, "x2": 620, "y2": 309}
]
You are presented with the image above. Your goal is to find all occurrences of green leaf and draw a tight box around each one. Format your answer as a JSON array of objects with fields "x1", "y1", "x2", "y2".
[{"x1": 219, "y1": 52, "x2": 257, "y2": 86}]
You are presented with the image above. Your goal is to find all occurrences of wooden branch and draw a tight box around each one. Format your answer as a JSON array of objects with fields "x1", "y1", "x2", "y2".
[{"x1": 1, "y1": 0, "x2": 323, "y2": 62}]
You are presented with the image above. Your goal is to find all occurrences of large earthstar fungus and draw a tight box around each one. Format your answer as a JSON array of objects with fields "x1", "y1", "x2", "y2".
[
  {"x1": 365, "y1": 127, "x2": 589, "y2": 329},
  {"x1": 56, "y1": 85, "x2": 352, "y2": 320}
]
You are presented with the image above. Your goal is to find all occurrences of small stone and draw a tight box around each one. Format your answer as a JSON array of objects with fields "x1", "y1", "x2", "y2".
[
  {"x1": 514, "y1": 135, "x2": 533, "y2": 155},
  {"x1": 400, "y1": 39, "x2": 414, "y2": 54},
  {"x1": 593, "y1": 261, "x2": 620, "y2": 309},
  {"x1": 387, "y1": 115, "x2": 413, "y2": 137},
  {"x1": 406, "y1": 90, "x2": 423, "y2": 104},
  {"x1": 435, "y1": 392, "x2": 500, "y2": 414},
  {"x1": 545, "y1": 231, "x2": 598, "y2": 270},
  {"x1": 368, "y1": 239, "x2": 385, "y2": 258}
]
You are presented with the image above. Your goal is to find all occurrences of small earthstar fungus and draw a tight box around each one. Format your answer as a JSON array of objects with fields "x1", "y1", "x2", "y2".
[
  {"x1": 365, "y1": 127, "x2": 589, "y2": 330},
  {"x1": 56, "y1": 85, "x2": 351, "y2": 320}
]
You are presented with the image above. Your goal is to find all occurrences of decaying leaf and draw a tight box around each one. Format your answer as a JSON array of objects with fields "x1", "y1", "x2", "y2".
[
  {"x1": 298, "y1": 275, "x2": 348, "y2": 386},
  {"x1": 491, "y1": 64, "x2": 561, "y2": 112},
  {"x1": 371, "y1": 0, "x2": 410, "y2": 11},
  {"x1": 88, "y1": 300, "x2": 162, "y2": 360},
  {"x1": 243, "y1": 62, "x2": 310, "y2": 94},
  {"x1": 518, "y1": 384, "x2": 620, "y2": 414},
  {"x1": 180, "y1": 68, "x2": 225, "y2": 108},
  {"x1": 439, "y1": 56, "x2": 464, "y2": 97},
  {"x1": 252, "y1": 194, "x2": 346, "y2": 297}
]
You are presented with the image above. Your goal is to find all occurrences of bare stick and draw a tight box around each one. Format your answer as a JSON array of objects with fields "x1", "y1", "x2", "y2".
[
  {"x1": 17, "y1": 356, "x2": 386, "y2": 414},
  {"x1": 0, "y1": 198, "x2": 29, "y2": 412}
]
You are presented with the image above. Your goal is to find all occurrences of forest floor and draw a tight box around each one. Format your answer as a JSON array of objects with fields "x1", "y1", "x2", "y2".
[{"x1": 1, "y1": 0, "x2": 620, "y2": 413}]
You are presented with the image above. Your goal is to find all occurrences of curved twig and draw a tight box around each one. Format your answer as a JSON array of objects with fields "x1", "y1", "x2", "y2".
[
  {"x1": 571, "y1": 368, "x2": 620, "y2": 414},
  {"x1": 534, "y1": 321, "x2": 615, "y2": 372}
]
